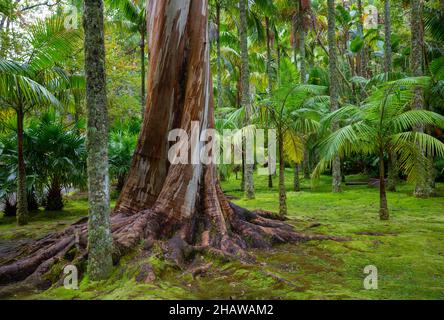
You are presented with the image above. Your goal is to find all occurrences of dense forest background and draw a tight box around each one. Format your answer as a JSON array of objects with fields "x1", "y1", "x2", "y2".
[{"x1": 0, "y1": 0, "x2": 444, "y2": 300}]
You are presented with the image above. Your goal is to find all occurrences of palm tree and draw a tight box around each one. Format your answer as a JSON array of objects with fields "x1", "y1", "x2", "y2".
[
  {"x1": 263, "y1": 59, "x2": 328, "y2": 217},
  {"x1": 411, "y1": 0, "x2": 434, "y2": 197},
  {"x1": 106, "y1": 0, "x2": 147, "y2": 117},
  {"x1": 28, "y1": 113, "x2": 86, "y2": 211},
  {"x1": 0, "y1": 17, "x2": 80, "y2": 225},
  {"x1": 109, "y1": 120, "x2": 139, "y2": 192},
  {"x1": 383, "y1": 0, "x2": 398, "y2": 192},
  {"x1": 327, "y1": 0, "x2": 342, "y2": 193},
  {"x1": 316, "y1": 77, "x2": 444, "y2": 220},
  {"x1": 239, "y1": 0, "x2": 255, "y2": 199}
]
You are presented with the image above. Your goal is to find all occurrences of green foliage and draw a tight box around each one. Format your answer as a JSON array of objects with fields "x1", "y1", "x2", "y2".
[
  {"x1": 109, "y1": 119, "x2": 140, "y2": 191},
  {"x1": 0, "y1": 112, "x2": 86, "y2": 212},
  {"x1": 316, "y1": 77, "x2": 444, "y2": 185}
]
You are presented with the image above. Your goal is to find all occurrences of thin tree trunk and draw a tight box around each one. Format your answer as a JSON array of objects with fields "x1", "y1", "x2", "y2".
[
  {"x1": 239, "y1": 0, "x2": 255, "y2": 199},
  {"x1": 297, "y1": 0, "x2": 310, "y2": 181},
  {"x1": 303, "y1": 148, "x2": 310, "y2": 179},
  {"x1": 379, "y1": 148, "x2": 389, "y2": 220},
  {"x1": 411, "y1": 0, "x2": 432, "y2": 197},
  {"x1": 384, "y1": 0, "x2": 397, "y2": 192},
  {"x1": 216, "y1": 1, "x2": 222, "y2": 109},
  {"x1": 266, "y1": 16, "x2": 273, "y2": 189},
  {"x1": 16, "y1": 105, "x2": 28, "y2": 226},
  {"x1": 384, "y1": 0, "x2": 392, "y2": 75},
  {"x1": 140, "y1": 31, "x2": 146, "y2": 118},
  {"x1": 83, "y1": 0, "x2": 113, "y2": 280},
  {"x1": 278, "y1": 130, "x2": 287, "y2": 217},
  {"x1": 294, "y1": 163, "x2": 300, "y2": 192},
  {"x1": 356, "y1": 0, "x2": 364, "y2": 76},
  {"x1": 327, "y1": 0, "x2": 342, "y2": 193},
  {"x1": 298, "y1": 0, "x2": 306, "y2": 84}
]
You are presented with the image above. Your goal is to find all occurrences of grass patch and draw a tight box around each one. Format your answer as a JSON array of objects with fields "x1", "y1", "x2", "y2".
[{"x1": 2, "y1": 172, "x2": 444, "y2": 300}]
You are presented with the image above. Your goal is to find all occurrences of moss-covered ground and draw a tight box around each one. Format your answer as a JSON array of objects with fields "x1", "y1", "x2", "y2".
[{"x1": 1, "y1": 172, "x2": 443, "y2": 300}]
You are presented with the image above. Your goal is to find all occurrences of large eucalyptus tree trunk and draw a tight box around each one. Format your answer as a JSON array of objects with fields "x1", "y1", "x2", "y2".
[
  {"x1": 327, "y1": 0, "x2": 342, "y2": 193},
  {"x1": 411, "y1": 0, "x2": 433, "y2": 197},
  {"x1": 239, "y1": 0, "x2": 255, "y2": 199},
  {"x1": 83, "y1": 0, "x2": 113, "y2": 281},
  {"x1": 0, "y1": 0, "x2": 339, "y2": 290}
]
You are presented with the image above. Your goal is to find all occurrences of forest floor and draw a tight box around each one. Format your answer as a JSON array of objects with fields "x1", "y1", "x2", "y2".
[{"x1": 1, "y1": 172, "x2": 443, "y2": 300}]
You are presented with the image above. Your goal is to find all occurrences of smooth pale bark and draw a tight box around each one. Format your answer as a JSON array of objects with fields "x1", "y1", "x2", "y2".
[
  {"x1": 239, "y1": 0, "x2": 255, "y2": 199},
  {"x1": 327, "y1": 0, "x2": 342, "y2": 193},
  {"x1": 411, "y1": 0, "x2": 433, "y2": 197},
  {"x1": 83, "y1": 0, "x2": 113, "y2": 280},
  {"x1": 16, "y1": 105, "x2": 28, "y2": 226}
]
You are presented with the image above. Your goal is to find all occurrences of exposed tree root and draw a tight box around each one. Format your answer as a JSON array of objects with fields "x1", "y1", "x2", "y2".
[{"x1": 0, "y1": 199, "x2": 346, "y2": 295}]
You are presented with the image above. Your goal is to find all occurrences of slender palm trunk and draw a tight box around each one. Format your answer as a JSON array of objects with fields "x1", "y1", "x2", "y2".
[
  {"x1": 266, "y1": 16, "x2": 273, "y2": 189},
  {"x1": 83, "y1": 0, "x2": 113, "y2": 280},
  {"x1": 0, "y1": 0, "x2": 341, "y2": 289},
  {"x1": 294, "y1": 163, "x2": 300, "y2": 192},
  {"x1": 140, "y1": 31, "x2": 146, "y2": 118},
  {"x1": 384, "y1": 0, "x2": 398, "y2": 192},
  {"x1": 298, "y1": 1, "x2": 306, "y2": 84},
  {"x1": 356, "y1": 0, "x2": 364, "y2": 76},
  {"x1": 239, "y1": 0, "x2": 255, "y2": 199},
  {"x1": 216, "y1": 1, "x2": 222, "y2": 109},
  {"x1": 379, "y1": 148, "x2": 389, "y2": 220},
  {"x1": 327, "y1": 0, "x2": 342, "y2": 193},
  {"x1": 278, "y1": 130, "x2": 287, "y2": 217},
  {"x1": 16, "y1": 105, "x2": 28, "y2": 226}
]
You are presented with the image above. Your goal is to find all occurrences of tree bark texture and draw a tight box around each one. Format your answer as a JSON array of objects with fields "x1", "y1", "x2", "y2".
[
  {"x1": 83, "y1": 0, "x2": 113, "y2": 281},
  {"x1": 327, "y1": 0, "x2": 342, "y2": 193},
  {"x1": 411, "y1": 0, "x2": 433, "y2": 197},
  {"x1": 239, "y1": 0, "x2": 255, "y2": 199}
]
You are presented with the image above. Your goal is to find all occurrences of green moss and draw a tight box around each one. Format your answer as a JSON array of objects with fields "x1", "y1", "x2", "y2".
[{"x1": 5, "y1": 172, "x2": 444, "y2": 300}]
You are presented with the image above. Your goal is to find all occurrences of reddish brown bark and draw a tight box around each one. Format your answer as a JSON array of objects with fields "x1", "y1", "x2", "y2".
[{"x1": 0, "y1": 0, "x2": 343, "y2": 292}]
